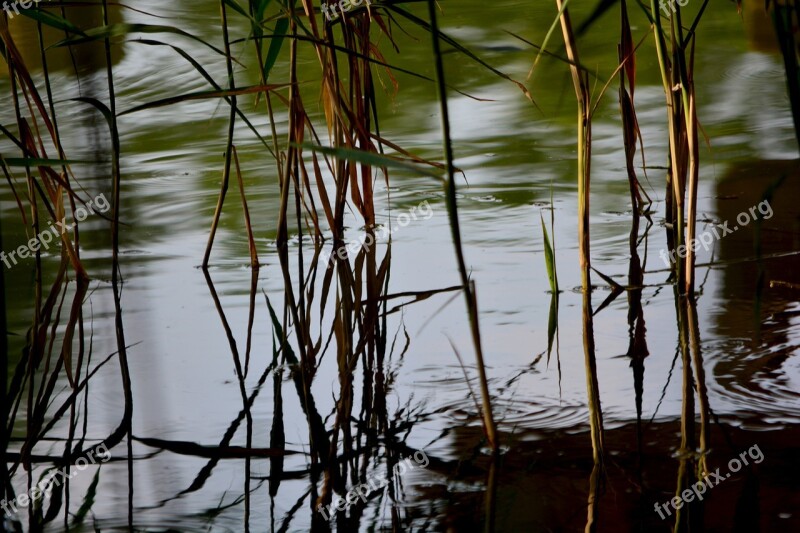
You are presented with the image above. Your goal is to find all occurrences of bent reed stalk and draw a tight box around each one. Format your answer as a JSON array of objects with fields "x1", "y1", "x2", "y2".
[{"x1": 427, "y1": 0, "x2": 498, "y2": 453}]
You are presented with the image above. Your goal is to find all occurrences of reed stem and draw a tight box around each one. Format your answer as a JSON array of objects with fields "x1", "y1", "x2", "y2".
[
  {"x1": 427, "y1": 0, "x2": 497, "y2": 453},
  {"x1": 555, "y1": 0, "x2": 591, "y2": 289},
  {"x1": 203, "y1": 1, "x2": 238, "y2": 267}
]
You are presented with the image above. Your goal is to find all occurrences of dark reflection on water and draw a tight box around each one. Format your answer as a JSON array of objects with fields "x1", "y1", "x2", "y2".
[
  {"x1": 425, "y1": 421, "x2": 799, "y2": 532},
  {"x1": 712, "y1": 160, "x2": 800, "y2": 417}
]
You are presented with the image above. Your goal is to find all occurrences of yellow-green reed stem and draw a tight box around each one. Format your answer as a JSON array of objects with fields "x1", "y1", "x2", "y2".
[
  {"x1": 555, "y1": 0, "x2": 591, "y2": 289},
  {"x1": 556, "y1": 1, "x2": 604, "y2": 481},
  {"x1": 686, "y1": 296, "x2": 709, "y2": 478},
  {"x1": 672, "y1": 7, "x2": 700, "y2": 294},
  {"x1": 651, "y1": 0, "x2": 685, "y2": 288},
  {"x1": 674, "y1": 288, "x2": 695, "y2": 532}
]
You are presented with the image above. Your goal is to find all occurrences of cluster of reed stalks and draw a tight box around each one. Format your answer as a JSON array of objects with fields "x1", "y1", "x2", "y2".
[{"x1": 0, "y1": 0, "x2": 515, "y2": 528}]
